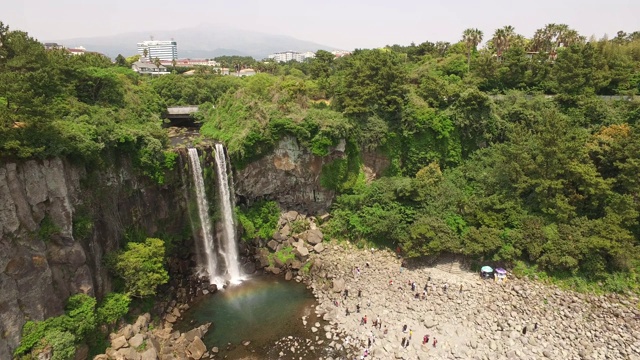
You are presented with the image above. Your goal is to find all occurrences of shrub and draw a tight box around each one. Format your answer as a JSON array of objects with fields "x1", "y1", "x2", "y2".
[{"x1": 115, "y1": 238, "x2": 169, "y2": 297}]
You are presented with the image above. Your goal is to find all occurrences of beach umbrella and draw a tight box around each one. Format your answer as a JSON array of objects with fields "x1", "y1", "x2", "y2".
[
  {"x1": 481, "y1": 266, "x2": 493, "y2": 273},
  {"x1": 495, "y1": 268, "x2": 507, "y2": 274}
]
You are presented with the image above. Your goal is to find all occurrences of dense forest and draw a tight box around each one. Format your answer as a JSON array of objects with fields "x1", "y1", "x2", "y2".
[{"x1": 2, "y1": 21, "x2": 640, "y2": 297}]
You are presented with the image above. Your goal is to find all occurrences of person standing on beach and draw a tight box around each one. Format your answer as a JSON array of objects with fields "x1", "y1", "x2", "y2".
[{"x1": 433, "y1": 338, "x2": 437, "y2": 348}]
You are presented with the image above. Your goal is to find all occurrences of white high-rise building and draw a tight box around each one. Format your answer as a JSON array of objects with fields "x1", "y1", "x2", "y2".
[{"x1": 137, "y1": 40, "x2": 178, "y2": 61}]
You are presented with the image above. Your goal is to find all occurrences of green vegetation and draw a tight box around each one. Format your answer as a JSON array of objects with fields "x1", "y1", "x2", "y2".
[
  {"x1": 236, "y1": 201, "x2": 281, "y2": 241},
  {"x1": 289, "y1": 219, "x2": 309, "y2": 234},
  {"x1": 14, "y1": 292, "x2": 132, "y2": 359},
  {"x1": 0, "y1": 22, "x2": 174, "y2": 184},
  {"x1": 269, "y1": 246, "x2": 296, "y2": 265},
  {"x1": 190, "y1": 24, "x2": 640, "y2": 292},
  {"x1": 114, "y1": 237, "x2": 169, "y2": 297}
]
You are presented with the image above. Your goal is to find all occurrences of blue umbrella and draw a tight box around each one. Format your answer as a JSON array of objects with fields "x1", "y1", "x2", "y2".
[{"x1": 481, "y1": 266, "x2": 493, "y2": 273}]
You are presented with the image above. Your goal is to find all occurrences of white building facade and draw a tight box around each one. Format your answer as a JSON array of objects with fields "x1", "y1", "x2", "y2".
[
  {"x1": 268, "y1": 51, "x2": 316, "y2": 62},
  {"x1": 137, "y1": 40, "x2": 178, "y2": 61}
]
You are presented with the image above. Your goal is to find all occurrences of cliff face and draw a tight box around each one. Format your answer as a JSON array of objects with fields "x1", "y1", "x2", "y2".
[
  {"x1": 0, "y1": 139, "x2": 390, "y2": 357},
  {"x1": 234, "y1": 136, "x2": 338, "y2": 214},
  {"x1": 234, "y1": 137, "x2": 390, "y2": 213},
  {"x1": 0, "y1": 157, "x2": 190, "y2": 359}
]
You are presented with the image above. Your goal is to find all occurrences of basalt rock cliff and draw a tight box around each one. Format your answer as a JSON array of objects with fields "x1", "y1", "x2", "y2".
[
  {"x1": 0, "y1": 156, "x2": 190, "y2": 359},
  {"x1": 0, "y1": 139, "x2": 389, "y2": 358}
]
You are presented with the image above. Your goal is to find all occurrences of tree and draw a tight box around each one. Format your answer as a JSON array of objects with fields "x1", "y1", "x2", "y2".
[
  {"x1": 529, "y1": 23, "x2": 585, "y2": 54},
  {"x1": 115, "y1": 54, "x2": 127, "y2": 67},
  {"x1": 332, "y1": 49, "x2": 408, "y2": 124},
  {"x1": 492, "y1": 25, "x2": 516, "y2": 58},
  {"x1": 115, "y1": 238, "x2": 169, "y2": 297},
  {"x1": 462, "y1": 28, "x2": 483, "y2": 71}
]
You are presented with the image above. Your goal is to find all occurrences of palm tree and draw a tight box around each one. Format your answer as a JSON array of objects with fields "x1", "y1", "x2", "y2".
[{"x1": 462, "y1": 28, "x2": 484, "y2": 71}]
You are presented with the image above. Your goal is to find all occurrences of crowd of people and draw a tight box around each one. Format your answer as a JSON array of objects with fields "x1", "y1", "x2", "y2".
[{"x1": 327, "y1": 260, "x2": 466, "y2": 359}]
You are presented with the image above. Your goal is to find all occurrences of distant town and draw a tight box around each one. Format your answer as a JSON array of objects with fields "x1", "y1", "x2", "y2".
[{"x1": 43, "y1": 39, "x2": 351, "y2": 77}]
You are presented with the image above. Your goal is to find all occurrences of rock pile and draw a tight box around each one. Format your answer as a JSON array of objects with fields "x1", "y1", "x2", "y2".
[
  {"x1": 308, "y1": 241, "x2": 640, "y2": 360},
  {"x1": 253, "y1": 211, "x2": 326, "y2": 279},
  {"x1": 93, "y1": 309, "x2": 212, "y2": 360}
]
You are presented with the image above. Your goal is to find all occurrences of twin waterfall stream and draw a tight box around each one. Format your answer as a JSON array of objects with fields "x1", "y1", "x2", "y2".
[{"x1": 187, "y1": 145, "x2": 242, "y2": 287}]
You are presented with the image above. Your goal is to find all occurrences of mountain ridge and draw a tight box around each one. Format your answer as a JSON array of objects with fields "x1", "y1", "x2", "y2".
[{"x1": 51, "y1": 24, "x2": 339, "y2": 59}]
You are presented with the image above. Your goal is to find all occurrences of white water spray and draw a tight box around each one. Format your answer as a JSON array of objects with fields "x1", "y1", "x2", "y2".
[
  {"x1": 187, "y1": 148, "x2": 223, "y2": 286},
  {"x1": 214, "y1": 143, "x2": 242, "y2": 283}
]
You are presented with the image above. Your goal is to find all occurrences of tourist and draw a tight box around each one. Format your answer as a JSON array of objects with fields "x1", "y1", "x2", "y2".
[
  {"x1": 401, "y1": 337, "x2": 406, "y2": 347},
  {"x1": 360, "y1": 317, "x2": 365, "y2": 326},
  {"x1": 383, "y1": 326, "x2": 388, "y2": 334},
  {"x1": 404, "y1": 338, "x2": 410, "y2": 348},
  {"x1": 388, "y1": 279, "x2": 393, "y2": 287},
  {"x1": 409, "y1": 329, "x2": 413, "y2": 340},
  {"x1": 433, "y1": 338, "x2": 437, "y2": 348},
  {"x1": 534, "y1": 322, "x2": 538, "y2": 331},
  {"x1": 402, "y1": 324, "x2": 408, "y2": 333},
  {"x1": 460, "y1": 284, "x2": 463, "y2": 293},
  {"x1": 368, "y1": 337, "x2": 372, "y2": 348},
  {"x1": 443, "y1": 283, "x2": 448, "y2": 293},
  {"x1": 345, "y1": 308, "x2": 350, "y2": 316},
  {"x1": 378, "y1": 319, "x2": 382, "y2": 329},
  {"x1": 364, "y1": 315, "x2": 367, "y2": 324},
  {"x1": 344, "y1": 289, "x2": 349, "y2": 299},
  {"x1": 358, "y1": 289, "x2": 362, "y2": 297},
  {"x1": 522, "y1": 325, "x2": 527, "y2": 335},
  {"x1": 411, "y1": 281, "x2": 416, "y2": 291},
  {"x1": 356, "y1": 304, "x2": 360, "y2": 313},
  {"x1": 423, "y1": 335, "x2": 428, "y2": 345}
]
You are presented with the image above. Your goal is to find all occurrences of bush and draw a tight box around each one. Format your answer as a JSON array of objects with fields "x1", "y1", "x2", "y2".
[
  {"x1": 96, "y1": 293, "x2": 131, "y2": 326},
  {"x1": 115, "y1": 238, "x2": 169, "y2": 297},
  {"x1": 236, "y1": 201, "x2": 281, "y2": 241}
]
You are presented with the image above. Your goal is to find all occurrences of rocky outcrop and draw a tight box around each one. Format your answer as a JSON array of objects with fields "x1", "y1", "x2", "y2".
[
  {"x1": 0, "y1": 156, "x2": 191, "y2": 358},
  {"x1": 235, "y1": 136, "x2": 340, "y2": 214},
  {"x1": 253, "y1": 211, "x2": 325, "y2": 280},
  {"x1": 96, "y1": 313, "x2": 212, "y2": 360}
]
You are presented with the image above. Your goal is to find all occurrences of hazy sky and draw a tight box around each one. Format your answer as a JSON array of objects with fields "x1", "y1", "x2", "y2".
[{"x1": 4, "y1": 0, "x2": 640, "y2": 50}]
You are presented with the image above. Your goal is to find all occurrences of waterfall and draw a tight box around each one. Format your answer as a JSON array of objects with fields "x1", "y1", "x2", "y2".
[
  {"x1": 214, "y1": 143, "x2": 242, "y2": 283},
  {"x1": 187, "y1": 148, "x2": 222, "y2": 286}
]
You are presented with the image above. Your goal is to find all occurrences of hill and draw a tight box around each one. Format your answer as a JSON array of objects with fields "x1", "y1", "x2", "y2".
[{"x1": 51, "y1": 23, "x2": 338, "y2": 59}]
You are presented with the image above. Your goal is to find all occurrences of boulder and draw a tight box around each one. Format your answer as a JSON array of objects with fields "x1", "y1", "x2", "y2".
[
  {"x1": 242, "y1": 262, "x2": 256, "y2": 274},
  {"x1": 305, "y1": 229, "x2": 323, "y2": 245},
  {"x1": 185, "y1": 327, "x2": 203, "y2": 342},
  {"x1": 313, "y1": 243, "x2": 325, "y2": 253},
  {"x1": 285, "y1": 271, "x2": 293, "y2": 281},
  {"x1": 165, "y1": 314, "x2": 177, "y2": 323},
  {"x1": 294, "y1": 244, "x2": 309, "y2": 259},
  {"x1": 115, "y1": 347, "x2": 140, "y2": 360},
  {"x1": 280, "y1": 224, "x2": 291, "y2": 237},
  {"x1": 186, "y1": 337, "x2": 207, "y2": 360},
  {"x1": 256, "y1": 250, "x2": 270, "y2": 269},
  {"x1": 290, "y1": 259, "x2": 303, "y2": 270},
  {"x1": 128, "y1": 333, "x2": 145, "y2": 349},
  {"x1": 139, "y1": 348, "x2": 157, "y2": 360},
  {"x1": 121, "y1": 325, "x2": 134, "y2": 340},
  {"x1": 111, "y1": 336, "x2": 128, "y2": 350},
  {"x1": 332, "y1": 278, "x2": 345, "y2": 293},
  {"x1": 267, "y1": 240, "x2": 279, "y2": 251},
  {"x1": 284, "y1": 211, "x2": 299, "y2": 222}
]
